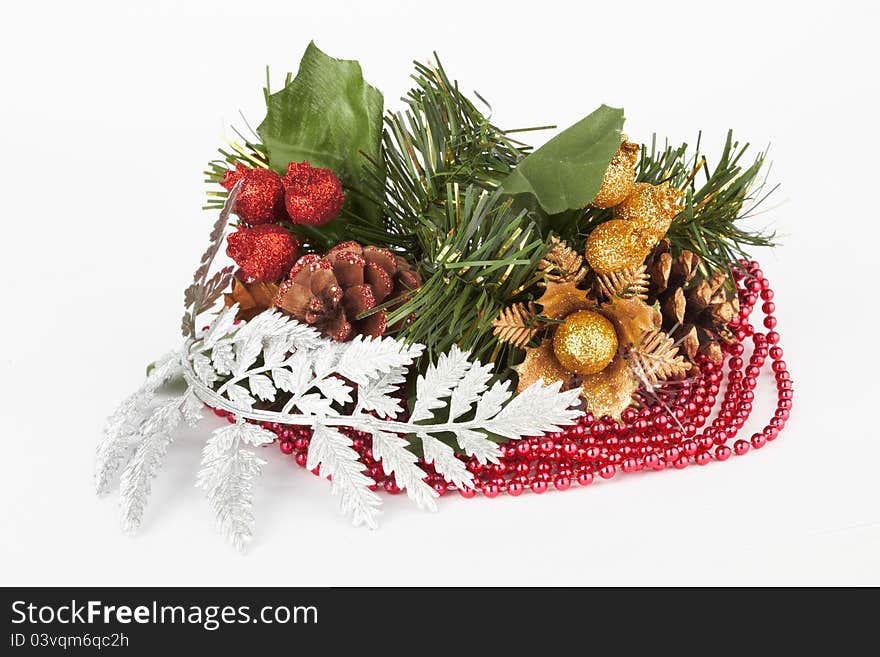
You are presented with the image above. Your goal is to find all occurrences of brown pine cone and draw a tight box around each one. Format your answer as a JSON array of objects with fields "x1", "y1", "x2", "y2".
[
  {"x1": 274, "y1": 241, "x2": 421, "y2": 341},
  {"x1": 646, "y1": 240, "x2": 739, "y2": 366}
]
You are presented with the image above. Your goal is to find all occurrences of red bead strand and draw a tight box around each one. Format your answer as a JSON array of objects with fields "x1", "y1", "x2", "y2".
[{"x1": 214, "y1": 260, "x2": 791, "y2": 498}]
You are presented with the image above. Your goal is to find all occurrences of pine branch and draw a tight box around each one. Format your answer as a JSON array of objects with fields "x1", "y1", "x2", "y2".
[
  {"x1": 355, "y1": 56, "x2": 536, "y2": 250},
  {"x1": 349, "y1": 58, "x2": 551, "y2": 370},
  {"x1": 667, "y1": 132, "x2": 778, "y2": 276},
  {"x1": 387, "y1": 186, "x2": 547, "y2": 365}
]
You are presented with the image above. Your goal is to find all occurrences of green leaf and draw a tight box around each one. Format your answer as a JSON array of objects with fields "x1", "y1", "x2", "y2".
[
  {"x1": 502, "y1": 105, "x2": 625, "y2": 215},
  {"x1": 256, "y1": 42, "x2": 384, "y2": 228}
]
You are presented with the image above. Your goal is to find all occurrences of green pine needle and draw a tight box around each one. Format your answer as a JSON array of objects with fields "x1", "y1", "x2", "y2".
[
  {"x1": 385, "y1": 185, "x2": 545, "y2": 367},
  {"x1": 354, "y1": 56, "x2": 537, "y2": 248},
  {"x1": 666, "y1": 132, "x2": 779, "y2": 275},
  {"x1": 349, "y1": 57, "x2": 552, "y2": 370}
]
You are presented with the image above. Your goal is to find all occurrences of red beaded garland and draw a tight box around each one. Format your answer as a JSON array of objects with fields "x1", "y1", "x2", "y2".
[{"x1": 214, "y1": 259, "x2": 791, "y2": 499}]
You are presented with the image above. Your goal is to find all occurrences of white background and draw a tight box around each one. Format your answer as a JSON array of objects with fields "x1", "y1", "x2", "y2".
[{"x1": 1, "y1": 0, "x2": 878, "y2": 586}]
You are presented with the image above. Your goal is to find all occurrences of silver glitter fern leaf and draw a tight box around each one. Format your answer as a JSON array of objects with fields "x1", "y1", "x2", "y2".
[
  {"x1": 196, "y1": 421, "x2": 276, "y2": 552},
  {"x1": 180, "y1": 310, "x2": 583, "y2": 528},
  {"x1": 119, "y1": 395, "x2": 187, "y2": 532},
  {"x1": 308, "y1": 424, "x2": 383, "y2": 529},
  {"x1": 102, "y1": 305, "x2": 583, "y2": 548},
  {"x1": 95, "y1": 351, "x2": 182, "y2": 495}
]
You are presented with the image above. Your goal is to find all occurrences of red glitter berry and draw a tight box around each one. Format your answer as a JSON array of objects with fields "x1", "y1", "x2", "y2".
[
  {"x1": 220, "y1": 162, "x2": 247, "y2": 190},
  {"x1": 283, "y1": 161, "x2": 345, "y2": 226},
  {"x1": 221, "y1": 163, "x2": 286, "y2": 226},
  {"x1": 225, "y1": 224, "x2": 299, "y2": 283}
]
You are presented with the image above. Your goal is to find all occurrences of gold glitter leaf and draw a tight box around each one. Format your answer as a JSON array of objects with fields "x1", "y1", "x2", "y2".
[
  {"x1": 579, "y1": 357, "x2": 639, "y2": 420},
  {"x1": 627, "y1": 328, "x2": 692, "y2": 384},
  {"x1": 536, "y1": 281, "x2": 594, "y2": 320},
  {"x1": 539, "y1": 236, "x2": 587, "y2": 284},
  {"x1": 492, "y1": 302, "x2": 540, "y2": 349},
  {"x1": 601, "y1": 296, "x2": 661, "y2": 347},
  {"x1": 514, "y1": 340, "x2": 572, "y2": 393},
  {"x1": 595, "y1": 265, "x2": 649, "y2": 301}
]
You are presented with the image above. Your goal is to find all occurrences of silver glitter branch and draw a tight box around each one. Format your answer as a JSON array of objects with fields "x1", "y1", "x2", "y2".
[
  {"x1": 196, "y1": 421, "x2": 276, "y2": 552},
  {"x1": 181, "y1": 310, "x2": 582, "y2": 533},
  {"x1": 98, "y1": 193, "x2": 583, "y2": 551},
  {"x1": 99, "y1": 305, "x2": 582, "y2": 549},
  {"x1": 95, "y1": 351, "x2": 182, "y2": 496}
]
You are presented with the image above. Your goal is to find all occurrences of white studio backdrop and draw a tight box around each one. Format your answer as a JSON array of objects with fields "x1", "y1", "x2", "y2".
[{"x1": 1, "y1": 0, "x2": 878, "y2": 585}]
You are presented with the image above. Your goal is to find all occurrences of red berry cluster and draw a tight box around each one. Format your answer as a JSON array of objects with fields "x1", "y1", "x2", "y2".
[
  {"x1": 225, "y1": 224, "x2": 299, "y2": 283},
  {"x1": 221, "y1": 165, "x2": 287, "y2": 226},
  {"x1": 212, "y1": 259, "x2": 791, "y2": 499},
  {"x1": 221, "y1": 161, "x2": 345, "y2": 283},
  {"x1": 221, "y1": 161, "x2": 344, "y2": 228},
  {"x1": 282, "y1": 161, "x2": 345, "y2": 227}
]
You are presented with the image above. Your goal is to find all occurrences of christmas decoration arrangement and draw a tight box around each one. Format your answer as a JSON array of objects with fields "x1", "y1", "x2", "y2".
[{"x1": 97, "y1": 43, "x2": 792, "y2": 551}]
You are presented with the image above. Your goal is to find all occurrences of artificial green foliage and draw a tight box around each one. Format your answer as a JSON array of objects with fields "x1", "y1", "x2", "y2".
[
  {"x1": 351, "y1": 58, "x2": 554, "y2": 370},
  {"x1": 502, "y1": 105, "x2": 625, "y2": 215},
  {"x1": 202, "y1": 47, "x2": 778, "y2": 383},
  {"x1": 256, "y1": 42, "x2": 384, "y2": 234},
  {"x1": 385, "y1": 186, "x2": 546, "y2": 368},
  {"x1": 665, "y1": 132, "x2": 777, "y2": 275},
  {"x1": 353, "y1": 57, "x2": 534, "y2": 252}
]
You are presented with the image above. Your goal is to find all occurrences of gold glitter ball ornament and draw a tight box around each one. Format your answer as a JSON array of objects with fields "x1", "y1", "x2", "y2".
[
  {"x1": 592, "y1": 138, "x2": 641, "y2": 208},
  {"x1": 613, "y1": 182, "x2": 682, "y2": 239},
  {"x1": 585, "y1": 219, "x2": 654, "y2": 274},
  {"x1": 552, "y1": 310, "x2": 618, "y2": 376}
]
